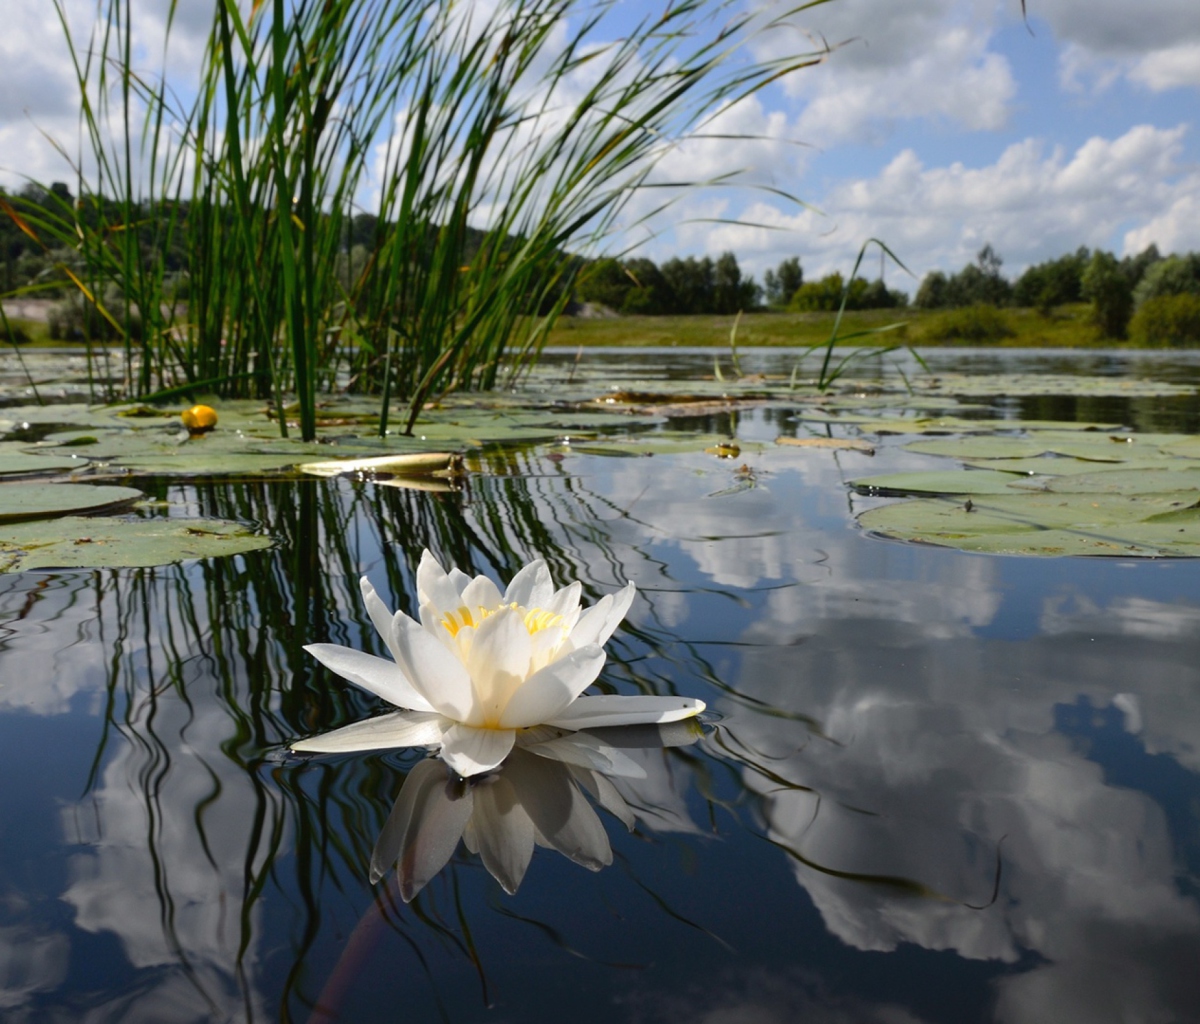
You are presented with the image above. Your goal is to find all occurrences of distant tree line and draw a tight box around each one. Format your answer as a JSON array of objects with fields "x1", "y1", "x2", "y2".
[
  {"x1": 914, "y1": 242, "x2": 1200, "y2": 343},
  {"x1": 6, "y1": 182, "x2": 1200, "y2": 344},
  {"x1": 575, "y1": 252, "x2": 908, "y2": 315}
]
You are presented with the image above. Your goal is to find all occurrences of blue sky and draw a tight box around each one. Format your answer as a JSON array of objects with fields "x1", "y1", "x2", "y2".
[{"x1": 2, "y1": 0, "x2": 1197, "y2": 292}]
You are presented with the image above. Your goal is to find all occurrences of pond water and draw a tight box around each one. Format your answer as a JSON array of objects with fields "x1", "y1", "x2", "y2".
[{"x1": 2, "y1": 348, "x2": 1200, "y2": 1023}]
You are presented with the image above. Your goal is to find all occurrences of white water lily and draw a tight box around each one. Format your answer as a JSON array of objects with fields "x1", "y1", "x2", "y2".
[{"x1": 292, "y1": 550, "x2": 705, "y2": 777}]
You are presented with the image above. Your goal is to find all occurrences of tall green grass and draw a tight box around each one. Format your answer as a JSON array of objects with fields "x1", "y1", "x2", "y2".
[{"x1": 16, "y1": 0, "x2": 829, "y2": 439}]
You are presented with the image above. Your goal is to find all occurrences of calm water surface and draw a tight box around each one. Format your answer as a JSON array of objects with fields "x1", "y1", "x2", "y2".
[{"x1": 1, "y1": 350, "x2": 1199, "y2": 1023}]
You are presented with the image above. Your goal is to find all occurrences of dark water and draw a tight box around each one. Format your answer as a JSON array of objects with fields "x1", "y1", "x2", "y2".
[{"x1": 2, "y1": 351, "x2": 1200, "y2": 1023}]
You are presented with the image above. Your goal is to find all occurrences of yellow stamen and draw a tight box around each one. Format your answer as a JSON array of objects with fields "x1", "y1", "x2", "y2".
[{"x1": 440, "y1": 602, "x2": 565, "y2": 639}]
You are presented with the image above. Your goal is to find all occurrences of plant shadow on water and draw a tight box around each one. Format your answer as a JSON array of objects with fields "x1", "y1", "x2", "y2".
[{"x1": 1, "y1": 351, "x2": 1200, "y2": 1021}]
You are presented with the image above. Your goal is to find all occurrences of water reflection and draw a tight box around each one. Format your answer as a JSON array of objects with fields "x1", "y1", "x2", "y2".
[
  {"x1": 367, "y1": 722, "x2": 703, "y2": 901},
  {"x1": 0, "y1": 379, "x2": 1198, "y2": 1019}
]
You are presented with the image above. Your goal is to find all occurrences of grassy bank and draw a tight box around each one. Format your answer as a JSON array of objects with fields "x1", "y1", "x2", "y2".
[{"x1": 545, "y1": 303, "x2": 1123, "y2": 348}]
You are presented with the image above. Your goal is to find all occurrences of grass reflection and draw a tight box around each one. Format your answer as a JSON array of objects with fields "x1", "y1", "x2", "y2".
[{"x1": 55, "y1": 467, "x2": 733, "y2": 1019}]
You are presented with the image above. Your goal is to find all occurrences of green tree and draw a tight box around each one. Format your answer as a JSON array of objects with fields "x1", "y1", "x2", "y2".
[
  {"x1": 790, "y1": 272, "x2": 869, "y2": 312},
  {"x1": 1013, "y1": 246, "x2": 1089, "y2": 312},
  {"x1": 713, "y1": 251, "x2": 760, "y2": 313},
  {"x1": 915, "y1": 270, "x2": 949, "y2": 309},
  {"x1": 1129, "y1": 293, "x2": 1200, "y2": 347},
  {"x1": 661, "y1": 256, "x2": 716, "y2": 314},
  {"x1": 763, "y1": 256, "x2": 803, "y2": 306},
  {"x1": 1081, "y1": 250, "x2": 1133, "y2": 339},
  {"x1": 1132, "y1": 253, "x2": 1200, "y2": 308}
]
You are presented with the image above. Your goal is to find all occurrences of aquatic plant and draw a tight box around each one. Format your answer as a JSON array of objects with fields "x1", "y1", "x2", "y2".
[
  {"x1": 20, "y1": 0, "x2": 829, "y2": 439},
  {"x1": 293, "y1": 550, "x2": 705, "y2": 776}
]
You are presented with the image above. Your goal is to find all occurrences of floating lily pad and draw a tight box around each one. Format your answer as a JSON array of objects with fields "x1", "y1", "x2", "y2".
[
  {"x1": 851, "y1": 470, "x2": 1036, "y2": 496},
  {"x1": 775, "y1": 436, "x2": 876, "y2": 454},
  {"x1": 1022, "y1": 468, "x2": 1200, "y2": 495},
  {"x1": 959, "y1": 455, "x2": 1175, "y2": 477},
  {"x1": 859, "y1": 492, "x2": 1200, "y2": 557},
  {"x1": 0, "y1": 516, "x2": 272, "y2": 572},
  {"x1": 0, "y1": 442, "x2": 87, "y2": 475},
  {"x1": 0, "y1": 483, "x2": 142, "y2": 523},
  {"x1": 559, "y1": 434, "x2": 761, "y2": 457}
]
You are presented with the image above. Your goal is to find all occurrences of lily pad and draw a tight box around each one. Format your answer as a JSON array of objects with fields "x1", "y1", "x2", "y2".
[
  {"x1": 851, "y1": 470, "x2": 1037, "y2": 496},
  {"x1": 0, "y1": 516, "x2": 272, "y2": 572},
  {"x1": 858, "y1": 492, "x2": 1200, "y2": 557},
  {"x1": 775, "y1": 436, "x2": 876, "y2": 454},
  {"x1": 0, "y1": 444, "x2": 87, "y2": 475},
  {"x1": 0, "y1": 483, "x2": 142, "y2": 523},
  {"x1": 1018, "y1": 468, "x2": 1200, "y2": 495}
]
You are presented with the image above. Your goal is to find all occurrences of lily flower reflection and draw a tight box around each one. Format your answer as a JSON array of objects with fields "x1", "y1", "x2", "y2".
[
  {"x1": 372, "y1": 721, "x2": 703, "y2": 900},
  {"x1": 292, "y1": 551, "x2": 705, "y2": 777}
]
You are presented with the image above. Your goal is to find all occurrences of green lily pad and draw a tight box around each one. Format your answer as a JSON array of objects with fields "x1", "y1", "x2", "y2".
[
  {"x1": 851, "y1": 470, "x2": 1037, "y2": 496},
  {"x1": 558, "y1": 433, "x2": 758, "y2": 457},
  {"x1": 1016, "y1": 468, "x2": 1200, "y2": 495},
  {"x1": 904, "y1": 436, "x2": 1050, "y2": 459},
  {"x1": 0, "y1": 516, "x2": 272, "y2": 572},
  {"x1": 0, "y1": 442, "x2": 87, "y2": 475},
  {"x1": 0, "y1": 483, "x2": 142, "y2": 523},
  {"x1": 959, "y1": 455, "x2": 1176, "y2": 476},
  {"x1": 858, "y1": 492, "x2": 1200, "y2": 557}
]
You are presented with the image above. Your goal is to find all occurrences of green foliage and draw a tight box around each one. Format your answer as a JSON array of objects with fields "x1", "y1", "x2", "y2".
[
  {"x1": 763, "y1": 257, "x2": 803, "y2": 306},
  {"x1": 1013, "y1": 247, "x2": 1089, "y2": 312},
  {"x1": 1120, "y1": 243, "x2": 1162, "y2": 290},
  {"x1": 914, "y1": 245, "x2": 1013, "y2": 309},
  {"x1": 922, "y1": 304, "x2": 1015, "y2": 343},
  {"x1": 33, "y1": 0, "x2": 822, "y2": 439},
  {"x1": 1129, "y1": 293, "x2": 1200, "y2": 347},
  {"x1": 914, "y1": 270, "x2": 949, "y2": 309},
  {"x1": 789, "y1": 273, "x2": 902, "y2": 312},
  {"x1": 791, "y1": 272, "x2": 858, "y2": 311},
  {"x1": 1081, "y1": 251, "x2": 1133, "y2": 339},
  {"x1": 1132, "y1": 253, "x2": 1200, "y2": 308}
]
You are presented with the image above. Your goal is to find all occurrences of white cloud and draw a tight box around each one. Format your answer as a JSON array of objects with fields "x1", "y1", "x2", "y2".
[
  {"x1": 704, "y1": 123, "x2": 1197, "y2": 283},
  {"x1": 1036, "y1": 0, "x2": 1200, "y2": 57},
  {"x1": 755, "y1": 0, "x2": 1016, "y2": 144},
  {"x1": 719, "y1": 610, "x2": 1200, "y2": 1022},
  {"x1": 0, "y1": 0, "x2": 212, "y2": 187},
  {"x1": 1038, "y1": 0, "x2": 1200, "y2": 93}
]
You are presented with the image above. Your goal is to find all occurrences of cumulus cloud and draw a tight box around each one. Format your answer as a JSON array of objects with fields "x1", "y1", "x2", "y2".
[
  {"x1": 719, "y1": 610, "x2": 1200, "y2": 1023},
  {"x1": 703, "y1": 123, "x2": 1199, "y2": 283},
  {"x1": 0, "y1": 0, "x2": 212, "y2": 186},
  {"x1": 755, "y1": 0, "x2": 1017, "y2": 144},
  {"x1": 1036, "y1": 0, "x2": 1200, "y2": 92}
]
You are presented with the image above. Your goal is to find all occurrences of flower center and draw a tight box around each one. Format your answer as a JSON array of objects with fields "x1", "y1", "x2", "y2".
[{"x1": 441, "y1": 602, "x2": 565, "y2": 639}]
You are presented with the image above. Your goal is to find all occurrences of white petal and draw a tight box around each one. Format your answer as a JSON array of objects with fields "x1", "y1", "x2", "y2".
[
  {"x1": 360, "y1": 577, "x2": 401, "y2": 659},
  {"x1": 503, "y1": 559, "x2": 552, "y2": 609},
  {"x1": 497, "y1": 645, "x2": 606, "y2": 729},
  {"x1": 439, "y1": 724, "x2": 516, "y2": 777},
  {"x1": 370, "y1": 759, "x2": 473, "y2": 897},
  {"x1": 461, "y1": 573, "x2": 503, "y2": 611},
  {"x1": 546, "y1": 695, "x2": 706, "y2": 730},
  {"x1": 465, "y1": 607, "x2": 532, "y2": 723},
  {"x1": 525, "y1": 731, "x2": 646, "y2": 778},
  {"x1": 568, "y1": 582, "x2": 636, "y2": 648},
  {"x1": 569, "y1": 766, "x2": 636, "y2": 831},
  {"x1": 303, "y1": 643, "x2": 435, "y2": 712},
  {"x1": 503, "y1": 750, "x2": 611, "y2": 870},
  {"x1": 390, "y1": 615, "x2": 475, "y2": 720},
  {"x1": 471, "y1": 775, "x2": 536, "y2": 894},
  {"x1": 291, "y1": 711, "x2": 447, "y2": 753},
  {"x1": 448, "y1": 567, "x2": 473, "y2": 597},
  {"x1": 417, "y1": 550, "x2": 462, "y2": 622},
  {"x1": 543, "y1": 580, "x2": 582, "y2": 629}
]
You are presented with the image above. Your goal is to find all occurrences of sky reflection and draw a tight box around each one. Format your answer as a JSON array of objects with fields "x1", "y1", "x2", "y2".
[{"x1": 0, "y1": 389, "x2": 1197, "y2": 1020}]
